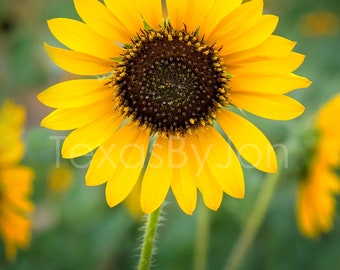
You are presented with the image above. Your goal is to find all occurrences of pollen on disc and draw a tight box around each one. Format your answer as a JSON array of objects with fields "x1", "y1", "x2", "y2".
[{"x1": 112, "y1": 24, "x2": 230, "y2": 136}]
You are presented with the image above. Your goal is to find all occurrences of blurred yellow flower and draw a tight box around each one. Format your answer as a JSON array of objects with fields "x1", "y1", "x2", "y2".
[
  {"x1": 38, "y1": 0, "x2": 310, "y2": 215},
  {"x1": 0, "y1": 101, "x2": 25, "y2": 167},
  {"x1": 297, "y1": 95, "x2": 340, "y2": 238},
  {"x1": 0, "y1": 101, "x2": 34, "y2": 260},
  {"x1": 48, "y1": 164, "x2": 73, "y2": 193},
  {"x1": 300, "y1": 11, "x2": 339, "y2": 37}
]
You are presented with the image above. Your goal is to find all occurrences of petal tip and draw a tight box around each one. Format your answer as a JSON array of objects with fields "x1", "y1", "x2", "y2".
[
  {"x1": 178, "y1": 204, "x2": 195, "y2": 215},
  {"x1": 265, "y1": 153, "x2": 278, "y2": 173},
  {"x1": 61, "y1": 143, "x2": 76, "y2": 159},
  {"x1": 305, "y1": 78, "x2": 313, "y2": 88},
  {"x1": 47, "y1": 18, "x2": 59, "y2": 29},
  {"x1": 206, "y1": 204, "x2": 220, "y2": 212},
  {"x1": 141, "y1": 204, "x2": 154, "y2": 215},
  {"x1": 85, "y1": 173, "x2": 95, "y2": 186},
  {"x1": 105, "y1": 191, "x2": 127, "y2": 209},
  {"x1": 184, "y1": 210, "x2": 194, "y2": 215},
  {"x1": 296, "y1": 103, "x2": 306, "y2": 116},
  {"x1": 271, "y1": 163, "x2": 278, "y2": 173},
  {"x1": 267, "y1": 165, "x2": 278, "y2": 174},
  {"x1": 40, "y1": 117, "x2": 48, "y2": 128},
  {"x1": 105, "y1": 189, "x2": 120, "y2": 208},
  {"x1": 229, "y1": 186, "x2": 245, "y2": 199},
  {"x1": 36, "y1": 92, "x2": 44, "y2": 103}
]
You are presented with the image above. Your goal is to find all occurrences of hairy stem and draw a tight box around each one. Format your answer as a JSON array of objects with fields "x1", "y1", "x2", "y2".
[{"x1": 138, "y1": 207, "x2": 162, "y2": 270}]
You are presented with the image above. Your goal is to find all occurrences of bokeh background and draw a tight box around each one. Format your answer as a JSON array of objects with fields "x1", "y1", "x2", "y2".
[{"x1": 1, "y1": 0, "x2": 340, "y2": 269}]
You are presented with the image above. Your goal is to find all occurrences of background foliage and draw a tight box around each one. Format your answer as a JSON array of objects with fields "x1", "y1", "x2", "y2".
[{"x1": 1, "y1": 0, "x2": 340, "y2": 269}]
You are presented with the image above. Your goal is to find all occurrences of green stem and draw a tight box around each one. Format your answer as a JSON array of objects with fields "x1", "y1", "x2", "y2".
[
  {"x1": 224, "y1": 150, "x2": 285, "y2": 270},
  {"x1": 194, "y1": 200, "x2": 210, "y2": 270},
  {"x1": 138, "y1": 207, "x2": 162, "y2": 270}
]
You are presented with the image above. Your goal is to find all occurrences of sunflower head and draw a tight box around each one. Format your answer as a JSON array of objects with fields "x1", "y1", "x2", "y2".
[
  {"x1": 39, "y1": 0, "x2": 311, "y2": 215},
  {"x1": 111, "y1": 23, "x2": 231, "y2": 137},
  {"x1": 297, "y1": 94, "x2": 340, "y2": 238}
]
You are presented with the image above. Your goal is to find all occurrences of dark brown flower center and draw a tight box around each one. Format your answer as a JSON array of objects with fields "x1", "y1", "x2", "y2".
[{"x1": 112, "y1": 24, "x2": 230, "y2": 136}]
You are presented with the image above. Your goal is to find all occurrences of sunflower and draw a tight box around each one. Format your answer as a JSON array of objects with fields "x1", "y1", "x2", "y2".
[
  {"x1": 0, "y1": 101, "x2": 34, "y2": 260},
  {"x1": 38, "y1": 0, "x2": 311, "y2": 215},
  {"x1": 300, "y1": 11, "x2": 339, "y2": 37},
  {"x1": 297, "y1": 95, "x2": 340, "y2": 238}
]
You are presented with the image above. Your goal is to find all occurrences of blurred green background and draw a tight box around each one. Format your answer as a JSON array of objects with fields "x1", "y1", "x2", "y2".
[{"x1": 1, "y1": 0, "x2": 340, "y2": 269}]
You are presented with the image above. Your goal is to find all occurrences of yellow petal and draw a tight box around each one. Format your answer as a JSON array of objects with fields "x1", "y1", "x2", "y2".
[
  {"x1": 0, "y1": 101, "x2": 25, "y2": 166},
  {"x1": 0, "y1": 100, "x2": 25, "y2": 127},
  {"x1": 318, "y1": 138, "x2": 340, "y2": 166},
  {"x1": 37, "y1": 79, "x2": 112, "y2": 109},
  {"x1": 324, "y1": 169, "x2": 340, "y2": 194},
  {"x1": 190, "y1": 135, "x2": 223, "y2": 211},
  {"x1": 297, "y1": 183, "x2": 317, "y2": 237},
  {"x1": 224, "y1": 35, "x2": 296, "y2": 65},
  {"x1": 229, "y1": 52, "x2": 305, "y2": 75},
  {"x1": 136, "y1": 0, "x2": 163, "y2": 30},
  {"x1": 296, "y1": 162, "x2": 339, "y2": 238},
  {"x1": 206, "y1": 0, "x2": 263, "y2": 44},
  {"x1": 166, "y1": 0, "x2": 188, "y2": 30},
  {"x1": 0, "y1": 166, "x2": 34, "y2": 212},
  {"x1": 184, "y1": 0, "x2": 214, "y2": 33},
  {"x1": 103, "y1": 0, "x2": 143, "y2": 37},
  {"x1": 197, "y1": 127, "x2": 245, "y2": 198},
  {"x1": 61, "y1": 111, "x2": 122, "y2": 158},
  {"x1": 317, "y1": 94, "x2": 340, "y2": 133},
  {"x1": 0, "y1": 139, "x2": 24, "y2": 167},
  {"x1": 0, "y1": 206, "x2": 31, "y2": 260},
  {"x1": 199, "y1": 0, "x2": 242, "y2": 37},
  {"x1": 41, "y1": 99, "x2": 113, "y2": 130},
  {"x1": 219, "y1": 15, "x2": 278, "y2": 56},
  {"x1": 218, "y1": 111, "x2": 277, "y2": 173},
  {"x1": 230, "y1": 73, "x2": 312, "y2": 94},
  {"x1": 231, "y1": 92, "x2": 305, "y2": 120},
  {"x1": 74, "y1": 0, "x2": 131, "y2": 44},
  {"x1": 141, "y1": 136, "x2": 173, "y2": 213},
  {"x1": 86, "y1": 125, "x2": 138, "y2": 186},
  {"x1": 170, "y1": 136, "x2": 197, "y2": 215},
  {"x1": 44, "y1": 44, "x2": 114, "y2": 75},
  {"x1": 105, "y1": 127, "x2": 149, "y2": 207},
  {"x1": 47, "y1": 18, "x2": 121, "y2": 59},
  {"x1": 197, "y1": 169, "x2": 223, "y2": 211}
]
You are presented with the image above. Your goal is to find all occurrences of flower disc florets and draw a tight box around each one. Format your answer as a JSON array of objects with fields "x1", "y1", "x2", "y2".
[{"x1": 111, "y1": 24, "x2": 230, "y2": 136}]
